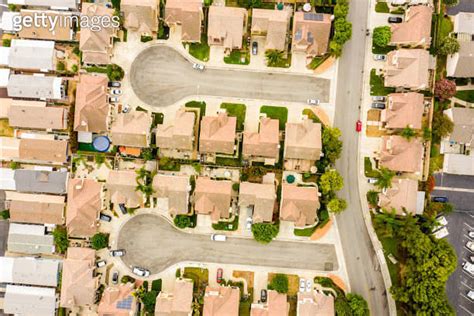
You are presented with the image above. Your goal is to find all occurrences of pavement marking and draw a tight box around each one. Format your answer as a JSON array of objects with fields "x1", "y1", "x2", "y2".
[
  {"x1": 464, "y1": 222, "x2": 473, "y2": 230},
  {"x1": 458, "y1": 304, "x2": 473, "y2": 316},
  {"x1": 434, "y1": 186, "x2": 474, "y2": 193},
  {"x1": 461, "y1": 280, "x2": 472, "y2": 289}
]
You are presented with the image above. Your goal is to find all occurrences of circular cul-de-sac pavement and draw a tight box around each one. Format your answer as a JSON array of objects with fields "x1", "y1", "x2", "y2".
[{"x1": 129, "y1": 45, "x2": 331, "y2": 107}]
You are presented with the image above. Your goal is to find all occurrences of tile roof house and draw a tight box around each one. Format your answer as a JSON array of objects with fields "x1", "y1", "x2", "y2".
[
  {"x1": 60, "y1": 247, "x2": 98, "y2": 308},
  {"x1": 284, "y1": 119, "x2": 322, "y2": 172},
  {"x1": 153, "y1": 174, "x2": 190, "y2": 216},
  {"x1": 379, "y1": 136, "x2": 424, "y2": 173},
  {"x1": 250, "y1": 290, "x2": 289, "y2": 316},
  {"x1": 447, "y1": 12, "x2": 474, "y2": 78},
  {"x1": 297, "y1": 291, "x2": 334, "y2": 316},
  {"x1": 199, "y1": 112, "x2": 237, "y2": 155},
  {"x1": 98, "y1": 283, "x2": 138, "y2": 316},
  {"x1": 156, "y1": 109, "x2": 195, "y2": 151},
  {"x1": 7, "y1": 223, "x2": 55, "y2": 255},
  {"x1": 4, "y1": 285, "x2": 56, "y2": 316},
  {"x1": 121, "y1": 0, "x2": 159, "y2": 35},
  {"x1": 110, "y1": 111, "x2": 152, "y2": 148},
  {"x1": 243, "y1": 117, "x2": 280, "y2": 163},
  {"x1": 80, "y1": 3, "x2": 118, "y2": 65},
  {"x1": 0, "y1": 256, "x2": 60, "y2": 287},
  {"x1": 106, "y1": 170, "x2": 143, "y2": 208},
  {"x1": 239, "y1": 182, "x2": 276, "y2": 223},
  {"x1": 390, "y1": 5, "x2": 433, "y2": 47},
  {"x1": 165, "y1": 0, "x2": 203, "y2": 42},
  {"x1": 66, "y1": 178, "x2": 102, "y2": 238},
  {"x1": 14, "y1": 169, "x2": 68, "y2": 194},
  {"x1": 251, "y1": 8, "x2": 291, "y2": 51},
  {"x1": 378, "y1": 178, "x2": 419, "y2": 215},
  {"x1": 7, "y1": 74, "x2": 64, "y2": 100},
  {"x1": 208, "y1": 6, "x2": 247, "y2": 51},
  {"x1": 194, "y1": 177, "x2": 232, "y2": 223},
  {"x1": 292, "y1": 12, "x2": 331, "y2": 57},
  {"x1": 384, "y1": 49, "x2": 430, "y2": 90},
  {"x1": 280, "y1": 184, "x2": 320, "y2": 227},
  {"x1": 203, "y1": 285, "x2": 240, "y2": 316},
  {"x1": 7, "y1": 99, "x2": 67, "y2": 130},
  {"x1": 74, "y1": 74, "x2": 109, "y2": 133},
  {"x1": 0, "y1": 137, "x2": 69, "y2": 164},
  {"x1": 19, "y1": 10, "x2": 75, "y2": 41},
  {"x1": 155, "y1": 278, "x2": 194, "y2": 316},
  {"x1": 4, "y1": 39, "x2": 56, "y2": 71},
  {"x1": 9, "y1": 0, "x2": 78, "y2": 10},
  {"x1": 381, "y1": 92, "x2": 425, "y2": 129},
  {"x1": 6, "y1": 191, "x2": 65, "y2": 225}
]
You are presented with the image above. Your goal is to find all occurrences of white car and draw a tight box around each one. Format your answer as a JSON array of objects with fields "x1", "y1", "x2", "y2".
[
  {"x1": 306, "y1": 279, "x2": 312, "y2": 292},
  {"x1": 132, "y1": 266, "x2": 150, "y2": 277},
  {"x1": 367, "y1": 178, "x2": 378, "y2": 184},
  {"x1": 246, "y1": 217, "x2": 252, "y2": 231},
  {"x1": 192, "y1": 63, "x2": 205, "y2": 71},
  {"x1": 109, "y1": 96, "x2": 119, "y2": 103},
  {"x1": 462, "y1": 261, "x2": 474, "y2": 276},
  {"x1": 373, "y1": 54, "x2": 387, "y2": 61},
  {"x1": 466, "y1": 241, "x2": 474, "y2": 252},
  {"x1": 299, "y1": 278, "x2": 306, "y2": 292},
  {"x1": 469, "y1": 231, "x2": 474, "y2": 239},
  {"x1": 111, "y1": 89, "x2": 122, "y2": 95},
  {"x1": 433, "y1": 227, "x2": 449, "y2": 239},
  {"x1": 96, "y1": 260, "x2": 106, "y2": 268},
  {"x1": 468, "y1": 290, "x2": 474, "y2": 301},
  {"x1": 307, "y1": 99, "x2": 320, "y2": 105},
  {"x1": 211, "y1": 234, "x2": 226, "y2": 242}
]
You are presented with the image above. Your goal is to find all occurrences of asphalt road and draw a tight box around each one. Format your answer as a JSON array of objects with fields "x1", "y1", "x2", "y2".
[
  {"x1": 334, "y1": 0, "x2": 390, "y2": 315},
  {"x1": 433, "y1": 173, "x2": 474, "y2": 211},
  {"x1": 129, "y1": 45, "x2": 330, "y2": 107},
  {"x1": 117, "y1": 214, "x2": 338, "y2": 273}
]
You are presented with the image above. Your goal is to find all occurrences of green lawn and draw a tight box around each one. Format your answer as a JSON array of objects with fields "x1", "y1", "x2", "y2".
[
  {"x1": 364, "y1": 157, "x2": 380, "y2": 178},
  {"x1": 372, "y1": 44, "x2": 396, "y2": 54},
  {"x1": 370, "y1": 69, "x2": 395, "y2": 96},
  {"x1": 308, "y1": 55, "x2": 328, "y2": 70},
  {"x1": 455, "y1": 90, "x2": 474, "y2": 103},
  {"x1": 260, "y1": 106, "x2": 288, "y2": 130},
  {"x1": 221, "y1": 103, "x2": 246, "y2": 131},
  {"x1": 294, "y1": 208, "x2": 329, "y2": 236},
  {"x1": 224, "y1": 50, "x2": 250, "y2": 65},
  {"x1": 375, "y1": 1, "x2": 389, "y2": 13},
  {"x1": 185, "y1": 101, "x2": 206, "y2": 118},
  {"x1": 302, "y1": 109, "x2": 322, "y2": 124},
  {"x1": 437, "y1": 15, "x2": 453, "y2": 46},
  {"x1": 267, "y1": 53, "x2": 292, "y2": 68},
  {"x1": 187, "y1": 34, "x2": 210, "y2": 62},
  {"x1": 215, "y1": 157, "x2": 242, "y2": 167},
  {"x1": 212, "y1": 216, "x2": 239, "y2": 231},
  {"x1": 183, "y1": 267, "x2": 209, "y2": 293}
]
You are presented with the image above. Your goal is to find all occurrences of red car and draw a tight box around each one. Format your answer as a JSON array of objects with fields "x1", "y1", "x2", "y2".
[
  {"x1": 356, "y1": 120, "x2": 362, "y2": 132},
  {"x1": 216, "y1": 268, "x2": 223, "y2": 283}
]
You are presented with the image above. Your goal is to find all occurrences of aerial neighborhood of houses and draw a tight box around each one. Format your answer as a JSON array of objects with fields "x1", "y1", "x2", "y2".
[{"x1": 0, "y1": 0, "x2": 471, "y2": 315}]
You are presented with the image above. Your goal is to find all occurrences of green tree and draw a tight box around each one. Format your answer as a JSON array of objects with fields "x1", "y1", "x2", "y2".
[
  {"x1": 347, "y1": 293, "x2": 370, "y2": 316},
  {"x1": 334, "y1": 2, "x2": 349, "y2": 19},
  {"x1": 373, "y1": 26, "x2": 391, "y2": 47},
  {"x1": 247, "y1": 0, "x2": 262, "y2": 8},
  {"x1": 251, "y1": 223, "x2": 279, "y2": 244},
  {"x1": 0, "y1": 210, "x2": 10, "y2": 220},
  {"x1": 366, "y1": 190, "x2": 379, "y2": 207},
  {"x1": 438, "y1": 36, "x2": 460, "y2": 56},
  {"x1": 107, "y1": 64, "x2": 124, "y2": 81},
  {"x1": 2, "y1": 38, "x2": 11, "y2": 47},
  {"x1": 265, "y1": 50, "x2": 285, "y2": 67},
  {"x1": 328, "y1": 198, "x2": 347, "y2": 214},
  {"x1": 375, "y1": 167, "x2": 395, "y2": 189},
  {"x1": 53, "y1": 226, "x2": 69, "y2": 254},
  {"x1": 335, "y1": 297, "x2": 352, "y2": 316},
  {"x1": 174, "y1": 215, "x2": 192, "y2": 229},
  {"x1": 71, "y1": 64, "x2": 78, "y2": 73},
  {"x1": 268, "y1": 274, "x2": 288, "y2": 294},
  {"x1": 333, "y1": 18, "x2": 352, "y2": 45},
  {"x1": 330, "y1": 40, "x2": 343, "y2": 57},
  {"x1": 322, "y1": 127, "x2": 343, "y2": 164},
  {"x1": 319, "y1": 169, "x2": 344, "y2": 195},
  {"x1": 400, "y1": 126, "x2": 416, "y2": 140},
  {"x1": 432, "y1": 112, "x2": 454, "y2": 141},
  {"x1": 142, "y1": 290, "x2": 158, "y2": 313},
  {"x1": 443, "y1": 0, "x2": 459, "y2": 7},
  {"x1": 56, "y1": 62, "x2": 66, "y2": 72},
  {"x1": 141, "y1": 148, "x2": 154, "y2": 161},
  {"x1": 91, "y1": 233, "x2": 109, "y2": 250}
]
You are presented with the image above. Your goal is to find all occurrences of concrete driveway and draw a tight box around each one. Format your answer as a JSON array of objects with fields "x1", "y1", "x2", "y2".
[
  {"x1": 117, "y1": 214, "x2": 338, "y2": 274},
  {"x1": 129, "y1": 45, "x2": 330, "y2": 107}
]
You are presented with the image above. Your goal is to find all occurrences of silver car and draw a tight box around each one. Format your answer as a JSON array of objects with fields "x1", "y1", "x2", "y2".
[
  {"x1": 192, "y1": 63, "x2": 205, "y2": 71},
  {"x1": 132, "y1": 266, "x2": 150, "y2": 277},
  {"x1": 373, "y1": 54, "x2": 387, "y2": 61}
]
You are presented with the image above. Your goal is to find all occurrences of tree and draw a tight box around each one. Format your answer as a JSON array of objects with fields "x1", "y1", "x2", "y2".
[
  {"x1": 366, "y1": 190, "x2": 379, "y2": 207},
  {"x1": 438, "y1": 36, "x2": 460, "y2": 56},
  {"x1": 174, "y1": 215, "x2": 191, "y2": 229},
  {"x1": 443, "y1": 0, "x2": 459, "y2": 7},
  {"x1": 107, "y1": 64, "x2": 124, "y2": 81},
  {"x1": 375, "y1": 167, "x2": 395, "y2": 189},
  {"x1": 373, "y1": 26, "x2": 391, "y2": 47},
  {"x1": 247, "y1": 0, "x2": 262, "y2": 8},
  {"x1": 0, "y1": 210, "x2": 10, "y2": 220},
  {"x1": 328, "y1": 198, "x2": 347, "y2": 214},
  {"x1": 322, "y1": 127, "x2": 343, "y2": 164},
  {"x1": 347, "y1": 293, "x2": 370, "y2": 316},
  {"x1": 333, "y1": 18, "x2": 352, "y2": 45},
  {"x1": 142, "y1": 290, "x2": 158, "y2": 313},
  {"x1": 434, "y1": 78, "x2": 457, "y2": 100},
  {"x1": 330, "y1": 40, "x2": 343, "y2": 57},
  {"x1": 400, "y1": 126, "x2": 416, "y2": 140},
  {"x1": 141, "y1": 148, "x2": 154, "y2": 161},
  {"x1": 335, "y1": 297, "x2": 352, "y2": 316},
  {"x1": 52, "y1": 226, "x2": 68, "y2": 254},
  {"x1": 91, "y1": 233, "x2": 109, "y2": 250},
  {"x1": 251, "y1": 223, "x2": 279, "y2": 244},
  {"x1": 334, "y1": 2, "x2": 349, "y2": 19},
  {"x1": 432, "y1": 112, "x2": 454, "y2": 141},
  {"x1": 265, "y1": 50, "x2": 285, "y2": 67},
  {"x1": 268, "y1": 274, "x2": 288, "y2": 294},
  {"x1": 319, "y1": 169, "x2": 344, "y2": 195}
]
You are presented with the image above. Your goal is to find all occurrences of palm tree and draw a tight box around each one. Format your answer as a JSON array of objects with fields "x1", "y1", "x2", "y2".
[
  {"x1": 375, "y1": 167, "x2": 395, "y2": 189},
  {"x1": 265, "y1": 50, "x2": 285, "y2": 67},
  {"x1": 400, "y1": 126, "x2": 416, "y2": 140}
]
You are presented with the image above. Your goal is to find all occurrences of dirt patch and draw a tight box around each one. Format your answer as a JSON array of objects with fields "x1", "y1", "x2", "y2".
[
  {"x1": 311, "y1": 218, "x2": 333, "y2": 241},
  {"x1": 0, "y1": 119, "x2": 14, "y2": 137},
  {"x1": 268, "y1": 273, "x2": 300, "y2": 296},
  {"x1": 366, "y1": 125, "x2": 385, "y2": 137},
  {"x1": 233, "y1": 270, "x2": 254, "y2": 288},
  {"x1": 367, "y1": 109, "x2": 381, "y2": 121},
  {"x1": 328, "y1": 274, "x2": 347, "y2": 293}
]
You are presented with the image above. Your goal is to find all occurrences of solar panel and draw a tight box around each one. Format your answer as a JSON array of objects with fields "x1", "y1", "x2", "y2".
[
  {"x1": 116, "y1": 296, "x2": 133, "y2": 310},
  {"x1": 304, "y1": 13, "x2": 324, "y2": 21}
]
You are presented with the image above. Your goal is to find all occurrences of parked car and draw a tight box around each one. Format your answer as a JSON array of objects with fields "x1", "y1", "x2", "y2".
[
  {"x1": 470, "y1": 255, "x2": 474, "y2": 263},
  {"x1": 306, "y1": 279, "x2": 312, "y2": 292},
  {"x1": 108, "y1": 81, "x2": 121, "y2": 88},
  {"x1": 119, "y1": 203, "x2": 128, "y2": 215},
  {"x1": 468, "y1": 290, "x2": 474, "y2": 302},
  {"x1": 462, "y1": 261, "x2": 474, "y2": 276},
  {"x1": 432, "y1": 196, "x2": 448, "y2": 203},
  {"x1": 216, "y1": 268, "x2": 223, "y2": 283},
  {"x1": 371, "y1": 102, "x2": 386, "y2": 109},
  {"x1": 96, "y1": 260, "x2": 107, "y2": 268},
  {"x1": 356, "y1": 120, "x2": 362, "y2": 132},
  {"x1": 469, "y1": 231, "x2": 474, "y2": 239},
  {"x1": 122, "y1": 104, "x2": 131, "y2": 113},
  {"x1": 466, "y1": 241, "x2": 474, "y2": 252},
  {"x1": 388, "y1": 16, "x2": 403, "y2": 23},
  {"x1": 299, "y1": 278, "x2": 306, "y2": 292},
  {"x1": 192, "y1": 63, "x2": 205, "y2": 71},
  {"x1": 373, "y1": 54, "x2": 387, "y2": 61},
  {"x1": 111, "y1": 89, "x2": 122, "y2": 95},
  {"x1": 367, "y1": 178, "x2": 378, "y2": 184},
  {"x1": 307, "y1": 99, "x2": 320, "y2": 105},
  {"x1": 112, "y1": 272, "x2": 119, "y2": 284},
  {"x1": 132, "y1": 266, "x2": 150, "y2": 277},
  {"x1": 252, "y1": 41, "x2": 258, "y2": 55},
  {"x1": 99, "y1": 213, "x2": 112, "y2": 222},
  {"x1": 433, "y1": 227, "x2": 449, "y2": 239},
  {"x1": 260, "y1": 289, "x2": 267, "y2": 303},
  {"x1": 110, "y1": 249, "x2": 126, "y2": 257},
  {"x1": 436, "y1": 216, "x2": 448, "y2": 226},
  {"x1": 246, "y1": 217, "x2": 252, "y2": 231},
  {"x1": 109, "y1": 96, "x2": 119, "y2": 103},
  {"x1": 211, "y1": 234, "x2": 226, "y2": 242},
  {"x1": 372, "y1": 96, "x2": 386, "y2": 102}
]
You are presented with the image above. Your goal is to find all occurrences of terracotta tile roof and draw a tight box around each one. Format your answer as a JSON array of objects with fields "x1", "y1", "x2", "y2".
[
  {"x1": 280, "y1": 184, "x2": 320, "y2": 227},
  {"x1": 19, "y1": 10, "x2": 74, "y2": 41},
  {"x1": 384, "y1": 49, "x2": 430, "y2": 90},
  {"x1": 152, "y1": 174, "x2": 190, "y2": 216},
  {"x1": 110, "y1": 111, "x2": 152, "y2": 148},
  {"x1": 378, "y1": 178, "x2": 419, "y2": 215},
  {"x1": 155, "y1": 278, "x2": 194, "y2": 315},
  {"x1": 250, "y1": 290, "x2": 289, "y2": 316},
  {"x1": 284, "y1": 119, "x2": 322, "y2": 161},
  {"x1": 199, "y1": 113, "x2": 237, "y2": 155},
  {"x1": 292, "y1": 12, "x2": 331, "y2": 56},
  {"x1": 444, "y1": 107, "x2": 474, "y2": 146},
  {"x1": 6, "y1": 191, "x2": 65, "y2": 225},
  {"x1": 60, "y1": 247, "x2": 98, "y2": 308},
  {"x1": 66, "y1": 178, "x2": 101, "y2": 238},
  {"x1": 297, "y1": 291, "x2": 334, "y2": 316},
  {"x1": 381, "y1": 92, "x2": 424, "y2": 129},
  {"x1": 121, "y1": 0, "x2": 159, "y2": 35},
  {"x1": 251, "y1": 9, "x2": 291, "y2": 51},
  {"x1": 208, "y1": 6, "x2": 247, "y2": 50},
  {"x1": 156, "y1": 109, "x2": 195, "y2": 151},
  {"x1": 18, "y1": 138, "x2": 68, "y2": 164},
  {"x1": 106, "y1": 170, "x2": 143, "y2": 208},
  {"x1": 379, "y1": 136, "x2": 424, "y2": 173},
  {"x1": 194, "y1": 177, "x2": 232, "y2": 222},
  {"x1": 238, "y1": 182, "x2": 276, "y2": 223},
  {"x1": 390, "y1": 5, "x2": 432, "y2": 46},
  {"x1": 98, "y1": 283, "x2": 137, "y2": 316},
  {"x1": 243, "y1": 117, "x2": 280, "y2": 160},
  {"x1": 8, "y1": 100, "x2": 67, "y2": 130},
  {"x1": 74, "y1": 74, "x2": 109, "y2": 133},
  {"x1": 165, "y1": 0, "x2": 203, "y2": 42},
  {"x1": 203, "y1": 286, "x2": 240, "y2": 316}
]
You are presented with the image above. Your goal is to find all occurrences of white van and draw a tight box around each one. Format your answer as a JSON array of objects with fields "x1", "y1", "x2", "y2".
[{"x1": 211, "y1": 234, "x2": 226, "y2": 242}]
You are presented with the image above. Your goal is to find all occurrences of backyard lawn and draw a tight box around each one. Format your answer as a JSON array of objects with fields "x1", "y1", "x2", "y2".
[
  {"x1": 364, "y1": 157, "x2": 380, "y2": 178},
  {"x1": 224, "y1": 50, "x2": 250, "y2": 65},
  {"x1": 0, "y1": 119, "x2": 14, "y2": 137},
  {"x1": 455, "y1": 90, "x2": 474, "y2": 103},
  {"x1": 212, "y1": 216, "x2": 239, "y2": 231},
  {"x1": 370, "y1": 69, "x2": 395, "y2": 96},
  {"x1": 375, "y1": 1, "x2": 389, "y2": 13},
  {"x1": 260, "y1": 106, "x2": 288, "y2": 130},
  {"x1": 185, "y1": 101, "x2": 206, "y2": 118},
  {"x1": 187, "y1": 34, "x2": 210, "y2": 62},
  {"x1": 221, "y1": 103, "x2": 246, "y2": 131}
]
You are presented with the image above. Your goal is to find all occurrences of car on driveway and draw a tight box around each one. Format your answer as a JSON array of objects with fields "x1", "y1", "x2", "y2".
[
  {"x1": 112, "y1": 271, "x2": 119, "y2": 284},
  {"x1": 356, "y1": 120, "x2": 362, "y2": 132},
  {"x1": 119, "y1": 203, "x2": 128, "y2": 215},
  {"x1": 216, "y1": 268, "x2": 223, "y2": 283},
  {"x1": 306, "y1": 279, "x2": 312, "y2": 292},
  {"x1": 260, "y1": 289, "x2": 267, "y2": 303},
  {"x1": 192, "y1": 63, "x2": 205, "y2": 71},
  {"x1": 372, "y1": 96, "x2": 386, "y2": 102},
  {"x1": 109, "y1": 96, "x2": 119, "y2": 103},
  {"x1": 111, "y1": 89, "x2": 122, "y2": 95},
  {"x1": 466, "y1": 241, "x2": 474, "y2": 252},
  {"x1": 99, "y1": 213, "x2": 112, "y2": 222},
  {"x1": 307, "y1": 99, "x2": 320, "y2": 105},
  {"x1": 110, "y1": 249, "x2": 126, "y2": 257},
  {"x1": 299, "y1": 278, "x2": 306, "y2": 292},
  {"x1": 108, "y1": 81, "x2": 121, "y2": 88},
  {"x1": 388, "y1": 16, "x2": 403, "y2": 23},
  {"x1": 96, "y1": 260, "x2": 106, "y2": 268},
  {"x1": 367, "y1": 178, "x2": 378, "y2": 184},
  {"x1": 371, "y1": 102, "x2": 386, "y2": 109},
  {"x1": 246, "y1": 217, "x2": 252, "y2": 231},
  {"x1": 432, "y1": 196, "x2": 449, "y2": 203},
  {"x1": 373, "y1": 54, "x2": 387, "y2": 61},
  {"x1": 132, "y1": 266, "x2": 150, "y2": 277},
  {"x1": 252, "y1": 42, "x2": 258, "y2": 55}
]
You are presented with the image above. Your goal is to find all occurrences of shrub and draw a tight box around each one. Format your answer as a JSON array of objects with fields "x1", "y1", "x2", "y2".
[
  {"x1": 327, "y1": 198, "x2": 347, "y2": 213},
  {"x1": 367, "y1": 190, "x2": 379, "y2": 207},
  {"x1": 438, "y1": 36, "x2": 460, "y2": 56},
  {"x1": 141, "y1": 35, "x2": 153, "y2": 43},
  {"x1": 121, "y1": 275, "x2": 136, "y2": 284},
  {"x1": 71, "y1": 64, "x2": 78, "y2": 73},
  {"x1": 152, "y1": 279, "x2": 162, "y2": 292},
  {"x1": 91, "y1": 233, "x2": 109, "y2": 250},
  {"x1": 432, "y1": 112, "x2": 454, "y2": 141},
  {"x1": 106, "y1": 64, "x2": 124, "y2": 81},
  {"x1": 232, "y1": 183, "x2": 240, "y2": 191},
  {"x1": 251, "y1": 223, "x2": 279, "y2": 244},
  {"x1": 2, "y1": 39, "x2": 11, "y2": 47},
  {"x1": 373, "y1": 26, "x2": 391, "y2": 48},
  {"x1": 174, "y1": 215, "x2": 192, "y2": 229},
  {"x1": 0, "y1": 210, "x2": 10, "y2": 220},
  {"x1": 347, "y1": 293, "x2": 370, "y2": 316},
  {"x1": 176, "y1": 269, "x2": 181, "y2": 278},
  {"x1": 435, "y1": 78, "x2": 457, "y2": 101},
  {"x1": 268, "y1": 274, "x2": 288, "y2": 294},
  {"x1": 142, "y1": 290, "x2": 158, "y2": 313},
  {"x1": 56, "y1": 61, "x2": 66, "y2": 72},
  {"x1": 52, "y1": 226, "x2": 68, "y2": 254}
]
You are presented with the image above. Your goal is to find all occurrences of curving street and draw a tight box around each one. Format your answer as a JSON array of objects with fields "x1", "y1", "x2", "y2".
[
  {"x1": 117, "y1": 214, "x2": 338, "y2": 273},
  {"x1": 129, "y1": 45, "x2": 330, "y2": 107}
]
